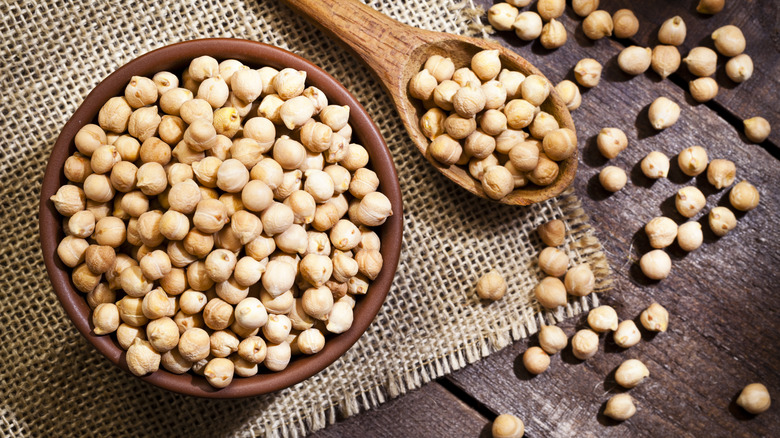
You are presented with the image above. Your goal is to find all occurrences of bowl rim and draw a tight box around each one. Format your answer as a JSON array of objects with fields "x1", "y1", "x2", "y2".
[{"x1": 38, "y1": 38, "x2": 403, "y2": 398}]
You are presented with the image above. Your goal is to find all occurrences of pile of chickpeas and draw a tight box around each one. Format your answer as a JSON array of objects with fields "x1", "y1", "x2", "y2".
[
  {"x1": 409, "y1": 49, "x2": 577, "y2": 200},
  {"x1": 50, "y1": 55, "x2": 393, "y2": 388}
]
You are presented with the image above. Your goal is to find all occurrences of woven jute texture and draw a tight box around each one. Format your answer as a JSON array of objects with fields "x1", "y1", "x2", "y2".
[{"x1": 0, "y1": 1, "x2": 610, "y2": 437}]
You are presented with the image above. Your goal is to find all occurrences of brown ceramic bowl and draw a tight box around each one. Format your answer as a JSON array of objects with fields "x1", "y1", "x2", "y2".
[{"x1": 38, "y1": 39, "x2": 403, "y2": 398}]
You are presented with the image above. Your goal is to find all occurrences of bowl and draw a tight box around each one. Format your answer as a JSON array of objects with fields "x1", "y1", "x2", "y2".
[{"x1": 38, "y1": 38, "x2": 403, "y2": 398}]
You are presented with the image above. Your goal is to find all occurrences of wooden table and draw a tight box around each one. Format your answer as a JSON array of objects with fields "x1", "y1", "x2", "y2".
[{"x1": 313, "y1": 1, "x2": 779, "y2": 436}]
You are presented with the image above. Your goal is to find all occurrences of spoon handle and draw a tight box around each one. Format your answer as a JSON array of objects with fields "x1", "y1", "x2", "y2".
[{"x1": 281, "y1": 0, "x2": 432, "y2": 91}]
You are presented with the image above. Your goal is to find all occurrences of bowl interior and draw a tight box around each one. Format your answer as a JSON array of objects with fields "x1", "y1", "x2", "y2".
[{"x1": 39, "y1": 38, "x2": 403, "y2": 398}]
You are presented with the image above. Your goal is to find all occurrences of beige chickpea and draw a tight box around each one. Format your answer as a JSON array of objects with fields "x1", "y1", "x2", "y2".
[
  {"x1": 159, "y1": 267, "x2": 187, "y2": 296},
  {"x1": 98, "y1": 96, "x2": 133, "y2": 134},
  {"x1": 83, "y1": 173, "x2": 115, "y2": 204},
  {"x1": 712, "y1": 25, "x2": 745, "y2": 57},
  {"x1": 260, "y1": 259, "x2": 296, "y2": 298},
  {"x1": 356, "y1": 192, "x2": 392, "y2": 227},
  {"x1": 596, "y1": 128, "x2": 628, "y2": 159},
  {"x1": 157, "y1": 210, "x2": 188, "y2": 241},
  {"x1": 587, "y1": 305, "x2": 618, "y2": 332},
  {"x1": 535, "y1": 277, "x2": 567, "y2": 309},
  {"x1": 419, "y1": 107, "x2": 446, "y2": 140},
  {"x1": 279, "y1": 95, "x2": 315, "y2": 131},
  {"x1": 684, "y1": 47, "x2": 718, "y2": 77},
  {"x1": 237, "y1": 336, "x2": 267, "y2": 364},
  {"x1": 564, "y1": 263, "x2": 595, "y2": 296},
  {"x1": 159, "y1": 88, "x2": 193, "y2": 116},
  {"x1": 689, "y1": 77, "x2": 719, "y2": 103},
  {"x1": 74, "y1": 124, "x2": 106, "y2": 157},
  {"x1": 127, "y1": 106, "x2": 161, "y2": 143},
  {"x1": 504, "y1": 99, "x2": 535, "y2": 130},
  {"x1": 640, "y1": 302, "x2": 669, "y2": 332},
  {"x1": 94, "y1": 216, "x2": 126, "y2": 248},
  {"x1": 538, "y1": 325, "x2": 567, "y2": 355},
  {"x1": 255, "y1": 94, "x2": 283, "y2": 124},
  {"x1": 498, "y1": 69, "x2": 525, "y2": 100},
  {"x1": 51, "y1": 185, "x2": 86, "y2": 217},
  {"x1": 542, "y1": 128, "x2": 576, "y2": 161},
  {"x1": 326, "y1": 300, "x2": 354, "y2": 333},
  {"x1": 140, "y1": 250, "x2": 172, "y2": 281},
  {"x1": 729, "y1": 180, "x2": 760, "y2": 211},
  {"x1": 66, "y1": 210, "x2": 95, "y2": 239},
  {"x1": 347, "y1": 168, "x2": 379, "y2": 201},
  {"x1": 676, "y1": 221, "x2": 703, "y2": 252},
  {"x1": 538, "y1": 219, "x2": 565, "y2": 247},
  {"x1": 209, "y1": 330, "x2": 239, "y2": 358},
  {"x1": 271, "y1": 68, "x2": 306, "y2": 100},
  {"x1": 166, "y1": 179, "x2": 199, "y2": 214},
  {"x1": 452, "y1": 84, "x2": 487, "y2": 118},
  {"x1": 262, "y1": 314, "x2": 292, "y2": 344},
  {"x1": 540, "y1": 19, "x2": 567, "y2": 50},
  {"x1": 320, "y1": 105, "x2": 350, "y2": 132},
  {"x1": 744, "y1": 117, "x2": 771, "y2": 143},
  {"x1": 158, "y1": 115, "x2": 186, "y2": 146},
  {"x1": 707, "y1": 159, "x2": 737, "y2": 189},
  {"x1": 57, "y1": 236, "x2": 89, "y2": 268},
  {"x1": 423, "y1": 54, "x2": 455, "y2": 83},
  {"x1": 481, "y1": 165, "x2": 514, "y2": 200},
  {"x1": 465, "y1": 129, "x2": 497, "y2": 159},
  {"x1": 212, "y1": 107, "x2": 241, "y2": 139},
  {"x1": 161, "y1": 348, "x2": 192, "y2": 375},
  {"x1": 109, "y1": 161, "x2": 138, "y2": 194},
  {"x1": 709, "y1": 206, "x2": 737, "y2": 237},
  {"x1": 520, "y1": 75, "x2": 550, "y2": 107},
  {"x1": 409, "y1": 69, "x2": 437, "y2": 101},
  {"x1": 651, "y1": 45, "x2": 681, "y2": 79},
  {"x1": 64, "y1": 153, "x2": 93, "y2": 184},
  {"x1": 583, "y1": 10, "x2": 613, "y2": 40},
  {"x1": 174, "y1": 310, "x2": 205, "y2": 334},
  {"x1": 492, "y1": 413, "x2": 525, "y2": 438},
  {"x1": 195, "y1": 76, "x2": 228, "y2": 109},
  {"x1": 648, "y1": 97, "x2": 680, "y2": 130},
  {"x1": 527, "y1": 154, "x2": 559, "y2": 187},
  {"x1": 274, "y1": 223, "x2": 308, "y2": 255},
  {"x1": 530, "y1": 112, "x2": 559, "y2": 140},
  {"x1": 645, "y1": 217, "x2": 678, "y2": 248},
  {"x1": 573, "y1": 58, "x2": 602, "y2": 88},
  {"x1": 232, "y1": 256, "x2": 265, "y2": 288},
  {"x1": 513, "y1": 11, "x2": 543, "y2": 41},
  {"x1": 612, "y1": 9, "x2": 639, "y2": 39},
  {"x1": 264, "y1": 341, "x2": 291, "y2": 371},
  {"x1": 482, "y1": 80, "x2": 507, "y2": 110},
  {"x1": 599, "y1": 166, "x2": 627, "y2": 192},
  {"x1": 260, "y1": 288, "x2": 295, "y2": 315},
  {"x1": 697, "y1": 0, "x2": 725, "y2": 14},
  {"x1": 555, "y1": 80, "x2": 581, "y2": 112},
  {"x1": 508, "y1": 141, "x2": 539, "y2": 172},
  {"x1": 571, "y1": 328, "x2": 599, "y2": 360},
  {"x1": 614, "y1": 320, "x2": 641, "y2": 348},
  {"x1": 202, "y1": 297, "x2": 234, "y2": 331},
  {"x1": 640, "y1": 249, "x2": 672, "y2": 280},
  {"x1": 471, "y1": 49, "x2": 501, "y2": 82},
  {"x1": 658, "y1": 16, "x2": 686, "y2": 46},
  {"x1": 475, "y1": 269, "x2": 507, "y2": 301},
  {"x1": 640, "y1": 151, "x2": 670, "y2": 179},
  {"x1": 203, "y1": 249, "x2": 236, "y2": 283},
  {"x1": 85, "y1": 244, "x2": 116, "y2": 275},
  {"x1": 192, "y1": 199, "x2": 228, "y2": 234},
  {"x1": 92, "y1": 302, "x2": 120, "y2": 335},
  {"x1": 297, "y1": 328, "x2": 325, "y2": 355},
  {"x1": 116, "y1": 323, "x2": 146, "y2": 350},
  {"x1": 215, "y1": 277, "x2": 249, "y2": 305},
  {"x1": 330, "y1": 251, "x2": 358, "y2": 284},
  {"x1": 737, "y1": 383, "x2": 772, "y2": 415},
  {"x1": 678, "y1": 145, "x2": 708, "y2": 176},
  {"x1": 523, "y1": 346, "x2": 550, "y2": 375},
  {"x1": 572, "y1": 0, "x2": 598, "y2": 17},
  {"x1": 356, "y1": 249, "x2": 383, "y2": 280},
  {"x1": 125, "y1": 339, "x2": 161, "y2": 376},
  {"x1": 297, "y1": 254, "x2": 332, "y2": 288},
  {"x1": 618, "y1": 46, "x2": 652, "y2": 76},
  {"x1": 178, "y1": 327, "x2": 211, "y2": 362},
  {"x1": 726, "y1": 54, "x2": 753, "y2": 83},
  {"x1": 615, "y1": 359, "x2": 650, "y2": 389},
  {"x1": 230, "y1": 68, "x2": 263, "y2": 102},
  {"x1": 186, "y1": 259, "x2": 215, "y2": 291},
  {"x1": 172, "y1": 232, "x2": 204, "y2": 264},
  {"x1": 146, "y1": 316, "x2": 180, "y2": 353},
  {"x1": 467, "y1": 154, "x2": 498, "y2": 180},
  {"x1": 675, "y1": 186, "x2": 706, "y2": 218},
  {"x1": 443, "y1": 114, "x2": 477, "y2": 140},
  {"x1": 136, "y1": 209, "x2": 163, "y2": 247},
  {"x1": 167, "y1": 161, "x2": 195, "y2": 185},
  {"x1": 117, "y1": 296, "x2": 149, "y2": 327},
  {"x1": 90, "y1": 145, "x2": 121, "y2": 175},
  {"x1": 604, "y1": 394, "x2": 636, "y2": 421},
  {"x1": 187, "y1": 55, "x2": 218, "y2": 82},
  {"x1": 303, "y1": 86, "x2": 329, "y2": 115},
  {"x1": 538, "y1": 247, "x2": 569, "y2": 277},
  {"x1": 234, "y1": 297, "x2": 268, "y2": 330},
  {"x1": 258, "y1": 203, "x2": 293, "y2": 237},
  {"x1": 134, "y1": 162, "x2": 166, "y2": 197}
]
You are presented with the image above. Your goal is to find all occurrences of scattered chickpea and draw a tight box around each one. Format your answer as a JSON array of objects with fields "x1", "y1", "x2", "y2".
[
  {"x1": 648, "y1": 97, "x2": 680, "y2": 130},
  {"x1": 596, "y1": 128, "x2": 628, "y2": 159},
  {"x1": 523, "y1": 346, "x2": 550, "y2": 375},
  {"x1": 540, "y1": 19, "x2": 567, "y2": 50},
  {"x1": 612, "y1": 9, "x2": 639, "y2": 39},
  {"x1": 573, "y1": 58, "x2": 602, "y2": 88},
  {"x1": 704, "y1": 159, "x2": 736, "y2": 190},
  {"x1": 725, "y1": 54, "x2": 753, "y2": 83},
  {"x1": 555, "y1": 80, "x2": 581, "y2": 111},
  {"x1": 513, "y1": 11, "x2": 543, "y2": 41},
  {"x1": 658, "y1": 16, "x2": 686, "y2": 46},
  {"x1": 618, "y1": 46, "x2": 652, "y2": 76},
  {"x1": 582, "y1": 11, "x2": 613, "y2": 40},
  {"x1": 604, "y1": 394, "x2": 637, "y2": 421},
  {"x1": 537, "y1": 219, "x2": 565, "y2": 247},
  {"x1": 709, "y1": 206, "x2": 737, "y2": 237},
  {"x1": 538, "y1": 247, "x2": 569, "y2": 278},
  {"x1": 689, "y1": 77, "x2": 719, "y2": 103},
  {"x1": 729, "y1": 180, "x2": 760, "y2": 211},
  {"x1": 564, "y1": 263, "x2": 595, "y2": 296},
  {"x1": 613, "y1": 320, "x2": 641, "y2": 348},
  {"x1": 535, "y1": 277, "x2": 567, "y2": 309},
  {"x1": 571, "y1": 329, "x2": 599, "y2": 360},
  {"x1": 712, "y1": 25, "x2": 745, "y2": 57},
  {"x1": 684, "y1": 47, "x2": 718, "y2": 77},
  {"x1": 640, "y1": 250, "x2": 671, "y2": 280},
  {"x1": 615, "y1": 359, "x2": 650, "y2": 388},
  {"x1": 676, "y1": 221, "x2": 703, "y2": 252},
  {"x1": 571, "y1": 0, "x2": 598, "y2": 17},
  {"x1": 743, "y1": 116, "x2": 771, "y2": 143},
  {"x1": 697, "y1": 0, "x2": 725, "y2": 14},
  {"x1": 651, "y1": 45, "x2": 681, "y2": 79},
  {"x1": 676, "y1": 186, "x2": 706, "y2": 218},
  {"x1": 737, "y1": 383, "x2": 772, "y2": 415},
  {"x1": 476, "y1": 269, "x2": 507, "y2": 301},
  {"x1": 491, "y1": 413, "x2": 525, "y2": 438},
  {"x1": 588, "y1": 305, "x2": 618, "y2": 333},
  {"x1": 538, "y1": 325, "x2": 567, "y2": 355},
  {"x1": 641, "y1": 151, "x2": 670, "y2": 179},
  {"x1": 640, "y1": 302, "x2": 669, "y2": 332},
  {"x1": 599, "y1": 166, "x2": 627, "y2": 192}
]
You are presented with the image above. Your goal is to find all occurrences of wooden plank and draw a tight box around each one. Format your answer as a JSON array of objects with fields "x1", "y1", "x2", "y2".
[
  {"x1": 605, "y1": 0, "x2": 780, "y2": 148},
  {"x1": 441, "y1": 2, "x2": 780, "y2": 436},
  {"x1": 310, "y1": 382, "x2": 490, "y2": 438}
]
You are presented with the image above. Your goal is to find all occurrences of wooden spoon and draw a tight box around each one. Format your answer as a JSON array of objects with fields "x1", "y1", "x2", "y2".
[{"x1": 282, "y1": 0, "x2": 577, "y2": 205}]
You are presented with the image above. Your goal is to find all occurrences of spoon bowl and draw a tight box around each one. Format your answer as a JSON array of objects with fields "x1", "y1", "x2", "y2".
[{"x1": 283, "y1": 0, "x2": 577, "y2": 205}]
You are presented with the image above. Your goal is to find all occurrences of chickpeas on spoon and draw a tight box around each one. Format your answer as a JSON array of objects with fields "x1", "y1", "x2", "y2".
[{"x1": 281, "y1": 0, "x2": 577, "y2": 205}]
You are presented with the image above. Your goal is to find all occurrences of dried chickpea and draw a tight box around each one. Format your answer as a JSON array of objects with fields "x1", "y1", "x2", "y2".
[
  {"x1": 614, "y1": 320, "x2": 641, "y2": 348},
  {"x1": 675, "y1": 186, "x2": 706, "y2": 218},
  {"x1": 538, "y1": 325, "x2": 567, "y2": 355},
  {"x1": 538, "y1": 220, "x2": 565, "y2": 247},
  {"x1": 98, "y1": 97, "x2": 133, "y2": 134},
  {"x1": 513, "y1": 11, "x2": 543, "y2": 41},
  {"x1": 527, "y1": 154, "x2": 559, "y2": 186},
  {"x1": 476, "y1": 269, "x2": 507, "y2": 301},
  {"x1": 92, "y1": 303, "x2": 120, "y2": 335},
  {"x1": 744, "y1": 117, "x2": 771, "y2": 143},
  {"x1": 504, "y1": 99, "x2": 535, "y2": 130},
  {"x1": 618, "y1": 46, "x2": 652, "y2": 76},
  {"x1": 523, "y1": 346, "x2": 550, "y2": 375},
  {"x1": 678, "y1": 145, "x2": 708, "y2": 176},
  {"x1": 712, "y1": 25, "x2": 745, "y2": 57},
  {"x1": 572, "y1": 0, "x2": 598, "y2": 17},
  {"x1": 651, "y1": 45, "x2": 681, "y2": 79},
  {"x1": 571, "y1": 328, "x2": 599, "y2": 360},
  {"x1": 737, "y1": 383, "x2": 772, "y2": 415},
  {"x1": 555, "y1": 80, "x2": 581, "y2": 111},
  {"x1": 573, "y1": 58, "x2": 602, "y2": 88},
  {"x1": 648, "y1": 97, "x2": 680, "y2": 130},
  {"x1": 542, "y1": 128, "x2": 576, "y2": 161},
  {"x1": 709, "y1": 206, "x2": 737, "y2": 237},
  {"x1": 582, "y1": 11, "x2": 613, "y2": 40},
  {"x1": 74, "y1": 124, "x2": 106, "y2": 157},
  {"x1": 683, "y1": 47, "x2": 717, "y2": 77},
  {"x1": 640, "y1": 249, "x2": 671, "y2": 280},
  {"x1": 641, "y1": 151, "x2": 670, "y2": 179},
  {"x1": 535, "y1": 277, "x2": 567, "y2": 309},
  {"x1": 615, "y1": 359, "x2": 650, "y2": 388},
  {"x1": 729, "y1": 180, "x2": 759, "y2": 211},
  {"x1": 599, "y1": 166, "x2": 627, "y2": 192},
  {"x1": 658, "y1": 16, "x2": 686, "y2": 46},
  {"x1": 564, "y1": 264, "x2": 595, "y2": 296},
  {"x1": 645, "y1": 217, "x2": 678, "y2": 248},
  {"x1": 726, "y1": 54, "x2": 753, "y2": 83},
  {"x1": 492, "y1": 413, "x2": 525, "y2": 438},
  {"x1": 697, "y1": 0, "x2": 725, "y2": 14},
  {"x1": 540, "y1": 19, "x2": 567, "y2": 50},
  {"x1": 587, "y1": 305, "x2": 618, "y2": 332},
  {"x1": 126, "y1": 339, "x2": 161, "y2": 376},
  {"x1": 538, "y1": 247, "x2": 568, "y2": 277},
  {"x1": 520, "y1": 75, "x2": 550, "y2": 107},
  {"x1": 604, "y1": 394, "x2": 636, "y2": 421},
  {"x1": 612, "y1": 9, "x2": 639, "y2": 39}
]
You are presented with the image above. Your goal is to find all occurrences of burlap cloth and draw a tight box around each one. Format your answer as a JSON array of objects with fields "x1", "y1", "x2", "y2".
[{"x1": 0, "y1": 1, "x2": 610, "y2": 436}]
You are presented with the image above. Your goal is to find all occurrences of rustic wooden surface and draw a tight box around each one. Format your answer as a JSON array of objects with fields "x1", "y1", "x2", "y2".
[{"x1": 311, "y1": 1, "x2": 779, "y2": 436}]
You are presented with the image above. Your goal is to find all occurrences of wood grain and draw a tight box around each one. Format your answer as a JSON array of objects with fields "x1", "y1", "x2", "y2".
[
  {"x1": 444, "y1": 1, "x2": 780, "y2": 436},
  {"x1": 310, "y1": 382, "x2": 490, "y2": 438}
]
